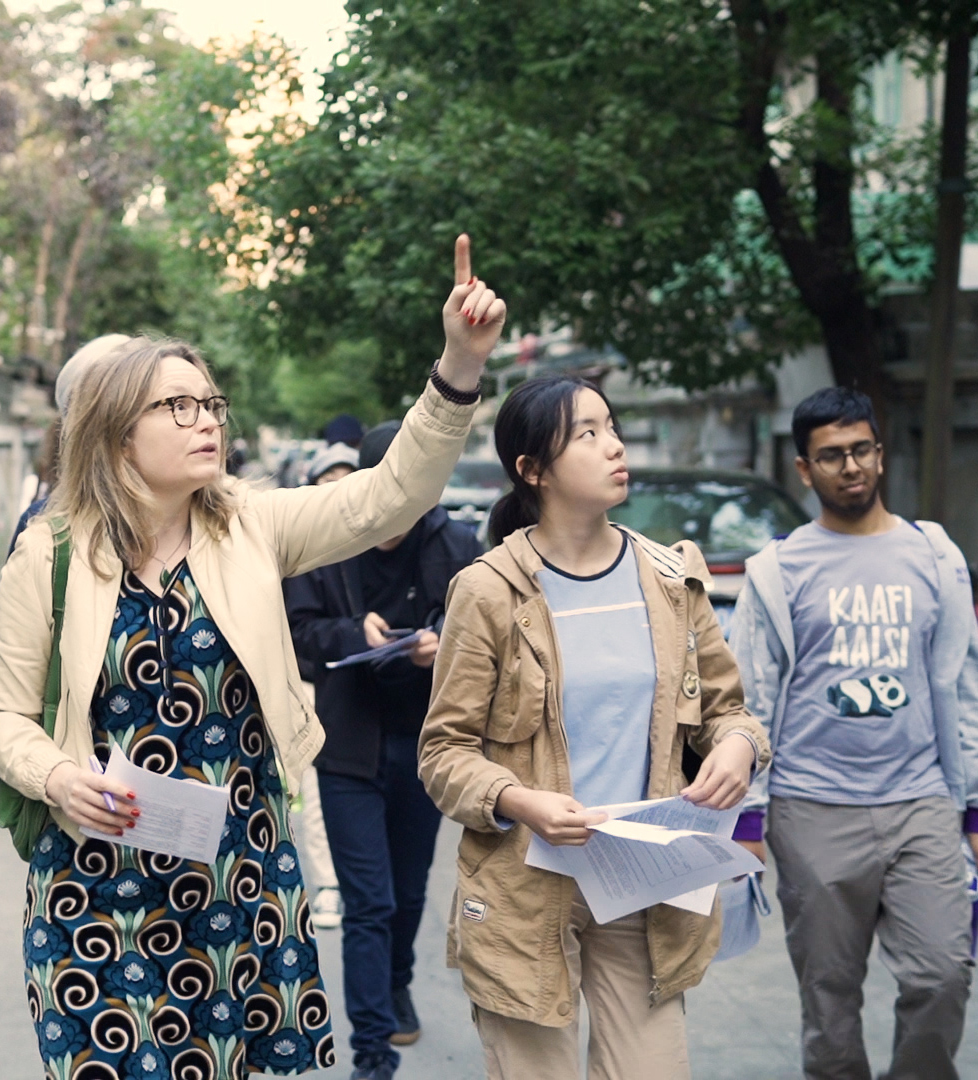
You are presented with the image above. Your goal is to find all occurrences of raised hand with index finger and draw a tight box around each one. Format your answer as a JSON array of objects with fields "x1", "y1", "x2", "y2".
[{"x1": 436, "y1": 234, "x2": 507, "y2": 394}]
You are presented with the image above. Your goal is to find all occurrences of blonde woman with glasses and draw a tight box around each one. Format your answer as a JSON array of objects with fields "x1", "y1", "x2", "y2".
[{"x1": 1, "y1": 238, "x2": 503, "y2": 1080}]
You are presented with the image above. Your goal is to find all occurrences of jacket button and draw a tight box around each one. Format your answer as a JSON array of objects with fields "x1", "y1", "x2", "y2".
[
  {"x1": 521, "y1": 617, "x2": 531, "y2": 627},
  {"x1": 557, "y1": 1001, "x2": 571, "y2": 1017}
]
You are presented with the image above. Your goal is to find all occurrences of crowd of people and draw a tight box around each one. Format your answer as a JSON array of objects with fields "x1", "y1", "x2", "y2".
[{"x1": 0, "y1": 232, "x2": 975, "y2": 1080}]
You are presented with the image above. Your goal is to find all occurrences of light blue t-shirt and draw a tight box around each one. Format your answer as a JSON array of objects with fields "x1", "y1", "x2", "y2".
[
  {"x1": 771, "y1": 518, "x2": 948, "y2": 804},
  {"x1": 536, "y1": 533, "x2": 655, "y2": 809}
]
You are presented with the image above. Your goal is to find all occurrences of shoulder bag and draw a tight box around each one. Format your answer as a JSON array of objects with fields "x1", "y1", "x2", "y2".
[{"x1": 0, "y1": 519, "x2": 71, "y2": 861}]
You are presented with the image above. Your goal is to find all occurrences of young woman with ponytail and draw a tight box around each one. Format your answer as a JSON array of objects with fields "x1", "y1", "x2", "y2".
[{"x1": 419, "y1": 374, "x2": 769, "y2": 1080}]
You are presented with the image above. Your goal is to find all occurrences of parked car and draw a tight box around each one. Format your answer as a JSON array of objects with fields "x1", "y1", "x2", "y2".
[
  {"x1": 608, "y1": 468, "x2": 810, "y2": 636},
  {"x1": 440, "y1": 457, "x2": 509, "y2": 532}
]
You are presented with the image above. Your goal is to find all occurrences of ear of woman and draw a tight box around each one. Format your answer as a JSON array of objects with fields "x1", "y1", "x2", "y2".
[{"x1": 515, "y1": 455, "x2": 539, "y2": 487}]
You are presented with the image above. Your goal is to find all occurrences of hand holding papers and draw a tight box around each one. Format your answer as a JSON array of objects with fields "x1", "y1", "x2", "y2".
[
  {"x1": 81, "y1": 745, "x2": 230, "y2": 863},
  {"x1": 325, "y1": 627, "x2": 432, "y2": 670},
  {"x1": 525, "y1": 796, "x2": 763, "y2": 924}
]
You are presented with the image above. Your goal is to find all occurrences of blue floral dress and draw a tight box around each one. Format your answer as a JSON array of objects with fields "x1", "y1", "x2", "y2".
[{"x1": 23, "y1": 563, "x2": 335, "y2": 1079}]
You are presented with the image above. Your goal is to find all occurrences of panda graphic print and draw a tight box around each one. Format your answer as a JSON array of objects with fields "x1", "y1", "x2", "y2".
[
  {"x1": 824, "y1": 572, "x2": 913, "y2": 717},
  {"x1": 827, "y1": 673, "x2": 909, "y2": 717},
  {"x1": 769, "y1": 519, "x2": 950, "y2": 805}
]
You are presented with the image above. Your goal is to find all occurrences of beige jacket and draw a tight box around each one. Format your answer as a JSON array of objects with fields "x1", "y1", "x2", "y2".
[
  {"x1": 0, "y1": 382, "x2": 476, "y2": 845},
  {"x1": 419, "y1": 528, "x2": 771, "y2": 1026}
]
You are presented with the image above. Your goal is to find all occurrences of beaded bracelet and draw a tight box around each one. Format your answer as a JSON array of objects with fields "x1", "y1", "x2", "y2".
[{"x1": 429, "y1": 361, "x2": 481, "y2": 405}]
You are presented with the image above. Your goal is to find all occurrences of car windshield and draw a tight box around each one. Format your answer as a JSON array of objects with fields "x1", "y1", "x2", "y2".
[
  {"x1": 447, "y1": 459, "x2": 508, "y2": 489},
  {"x1": 610, "y1": 476, "x2": 808, "y2": 561}
]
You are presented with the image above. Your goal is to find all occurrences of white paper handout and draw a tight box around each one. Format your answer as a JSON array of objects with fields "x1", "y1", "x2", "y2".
[
  {"x1": 525, "y1": 796, "x2": 762, "y2": 924},
  {"x1": 325, "y1": 628, "x2": 430, "y2": 669},
  {"x1": 81, "y1": 745, "x2": 230, "y2": 863}
]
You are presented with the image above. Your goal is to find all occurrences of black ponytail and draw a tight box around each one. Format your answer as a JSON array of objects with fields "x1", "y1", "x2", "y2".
[
  {"x1": 487, "y1": 489, "x2": 538, "y2": 548},
  {"x1": 488, "y1": 374, "x2": 621, "y2": 547}
]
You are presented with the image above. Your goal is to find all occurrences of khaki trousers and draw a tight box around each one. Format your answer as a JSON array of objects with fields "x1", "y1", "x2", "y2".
[
  {"x1": 473, "y1": 889, "x2": 691, "y2": 1080},
  {"x1": 768, "y1": 796, "x2": 972, "y2": 1080}
]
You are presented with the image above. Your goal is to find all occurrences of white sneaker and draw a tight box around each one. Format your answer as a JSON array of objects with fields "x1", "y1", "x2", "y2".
[{"x1": 311, "y1": 887, "x2": 342, "y2": 929}]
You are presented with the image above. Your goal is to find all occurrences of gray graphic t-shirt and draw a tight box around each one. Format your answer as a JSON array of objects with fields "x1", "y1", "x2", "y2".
[{"x1": 770, "y1": 518, "x2": 948, "y2": 804}]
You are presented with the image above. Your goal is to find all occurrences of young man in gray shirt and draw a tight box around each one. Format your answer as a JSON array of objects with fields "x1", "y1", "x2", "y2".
[{"x1": 730, "y1": 387, "x2": 978, "y2": 1080}]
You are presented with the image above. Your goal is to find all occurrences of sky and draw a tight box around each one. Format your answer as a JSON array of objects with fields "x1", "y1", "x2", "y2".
[
  {"x1": 155, "y1": 0, "x2": 350, "y2": 76},
  {"x1": 156, "y1": 0, "x2": 351, "y2": 114},
  {"x1": 8, "y1": 0, "x2": 351, "y2": 89}
]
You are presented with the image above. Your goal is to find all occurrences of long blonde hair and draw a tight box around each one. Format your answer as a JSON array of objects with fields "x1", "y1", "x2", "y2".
[{"x1": 44, "y1": 337, "x2": 237, "y2": 575}]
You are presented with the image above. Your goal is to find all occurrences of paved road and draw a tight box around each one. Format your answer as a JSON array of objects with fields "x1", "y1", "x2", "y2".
[{"x1": 1, "y1": 821, "x2": 976, "y2": 1078}]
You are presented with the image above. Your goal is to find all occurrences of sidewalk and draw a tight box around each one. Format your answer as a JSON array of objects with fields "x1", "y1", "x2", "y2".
[
  {"x1": 0, "y1": 821, "x2": 976, "y2": 1078},
  {"x1": 318, "y1": 820, "x2": 978, "y2": 1079}
]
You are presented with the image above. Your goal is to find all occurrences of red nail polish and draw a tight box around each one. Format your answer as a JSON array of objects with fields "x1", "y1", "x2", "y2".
[
  {"x1": 126, "y1": 820, "x2": 136, "y2": 829},
  {"x1": 131, "y1": 809, "x2": 141, "y2": 818},
  {"x1": 468, "y1": 316, "x2": 476, "y2": 325},
  {"x1": 116, "y1": 829, "x2": 124, "y2": 836},
  {"x1": 468, "y1": 276, "x2": 475, "y2": 285},
  {"x1": 127, "y1": 792, "x2": 136, "y2": 800},
  {"x1": 462, "y1": 309, "x2": 470, "y2": 317},
  {"x1": 479, "y1": 315, "x2": 488, "y2": 324}
]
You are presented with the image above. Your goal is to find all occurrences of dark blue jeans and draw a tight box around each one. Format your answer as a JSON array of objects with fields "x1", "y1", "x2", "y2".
[{"x1": 318, "y1": 733, "x2": 442, "y2": 1068}]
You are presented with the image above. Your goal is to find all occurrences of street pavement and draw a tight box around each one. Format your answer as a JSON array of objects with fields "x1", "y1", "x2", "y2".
[{"x1": 0, "y1": 820, "x2": 976, "y2": 1078}]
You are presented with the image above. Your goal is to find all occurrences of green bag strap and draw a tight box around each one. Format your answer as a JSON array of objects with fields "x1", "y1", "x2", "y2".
[{"x1": 42, "y1": 519, "x2": 71, "y2": 738}]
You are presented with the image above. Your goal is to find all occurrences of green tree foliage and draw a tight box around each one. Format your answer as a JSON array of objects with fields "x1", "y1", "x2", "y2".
[
  {"x1": 212, "y1": 0, "x2": 976, "y2": 407},
  {"x1": 0, "y1": 3, "x2": 362, "y2": 437},
  {"x1": 725, "y1": 0, "x2": 975, "y2": 405},
  {"x1": 110, "y1": 32, "x2": 305, "y2": 241},
  {"x1": 270, "y1": 339, "x2": 385, "y2": 435},
  {"x1": 110, "y1": 26, "x2": 390, "y2": 432},
  {"x1": 71, "y1": 220, "x2": 258, "y2": 432},
  {"x1": 0, "y1": 0, "x2": 192, "y2": 365},
  {"x1": 250, "y1": 0, "x2": 802, "y2": 400}
]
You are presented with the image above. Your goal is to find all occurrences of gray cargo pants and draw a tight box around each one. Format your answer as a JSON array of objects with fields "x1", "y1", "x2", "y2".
[{"x1": 768, "y1": 795, "x2": 973, "y2": 1080}]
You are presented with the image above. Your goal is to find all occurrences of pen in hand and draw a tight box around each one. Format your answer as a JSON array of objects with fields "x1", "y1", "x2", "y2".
[{"x1": 89, "y1": 754, "x2": 117, "y2": 813}]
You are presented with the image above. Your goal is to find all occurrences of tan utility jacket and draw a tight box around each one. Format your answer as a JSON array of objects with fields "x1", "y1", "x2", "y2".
[
  {"x1": 419, "y1": 527, "x2": 771, "y2": 1026},
  {"x1": 0, "y1": 382, "x2": 476, "y2": 846}
]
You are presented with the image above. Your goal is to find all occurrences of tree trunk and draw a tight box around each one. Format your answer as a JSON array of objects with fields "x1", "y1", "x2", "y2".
[
  {"x1": 731, "y1": 3, "x2": 888, "y2": 424},
  {"x1": 51, "y1": 201, "x2": 96, "y2": 366},
  {"x1": 919, "y1": 27, "x2": 972, "y2": 522},
  {"x1": 816, "y1": 292, "x2": 886, "y2": 402},
  {"x1": 26, "y1": 209, "x2": 56, "y2": 361}
]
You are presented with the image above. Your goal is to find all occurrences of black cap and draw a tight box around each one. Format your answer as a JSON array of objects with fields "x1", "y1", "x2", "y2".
[
  {"x1": 358, "y1": 420, "x2": 402, "y2": 471},
  {"x1": 323, "y1": 413, "x2": 364, "y2": 447}
]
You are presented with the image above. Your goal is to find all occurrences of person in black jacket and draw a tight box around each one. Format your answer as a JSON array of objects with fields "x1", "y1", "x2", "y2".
[{"x1": 284, "y1": 420, "x2": 483, "y2": 1080}]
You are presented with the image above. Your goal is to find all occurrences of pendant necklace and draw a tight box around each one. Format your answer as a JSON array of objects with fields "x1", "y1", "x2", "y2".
[{"x1": 151, "y1": 524, "x2": 190, "y2": 589}]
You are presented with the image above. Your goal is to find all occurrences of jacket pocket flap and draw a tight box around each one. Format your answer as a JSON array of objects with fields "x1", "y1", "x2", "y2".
[
  {"x1": 458, "y1": 828, "x2": 506, "y2": 877},
  {"x1": 485, "y1": 653, "x2": 547, "y2": 744}
]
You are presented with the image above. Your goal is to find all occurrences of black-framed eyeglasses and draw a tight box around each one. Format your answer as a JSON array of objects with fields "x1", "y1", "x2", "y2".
[
  {"x1": 807, "y1": 440, "x2": 881, "y2": 475},
  {"x1": 146, "y1": 395, "x2": 229, "y2": 428}
]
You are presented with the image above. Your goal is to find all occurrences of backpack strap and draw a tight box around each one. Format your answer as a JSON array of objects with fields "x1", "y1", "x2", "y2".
[{"x1": 42, "y1": 519, "x2": 71, "y2": 738}]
